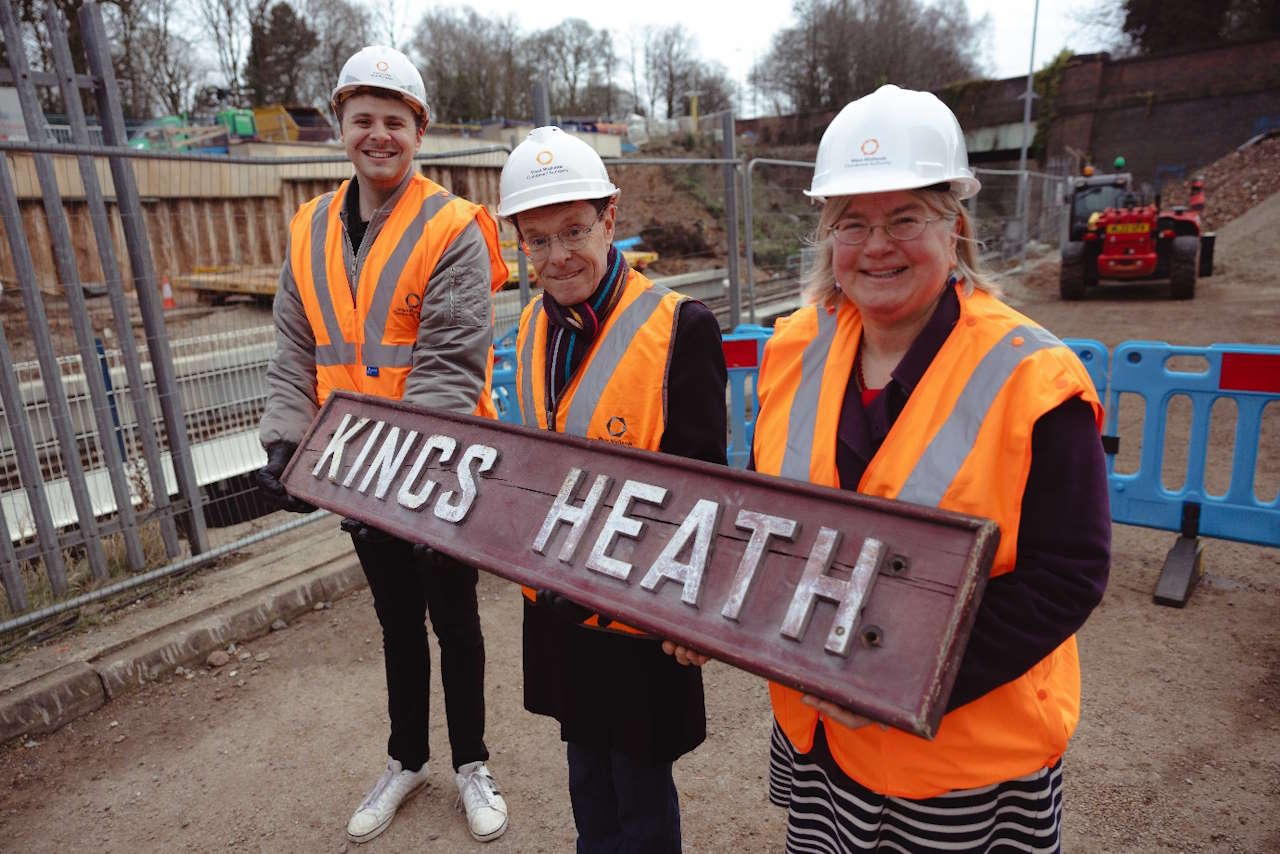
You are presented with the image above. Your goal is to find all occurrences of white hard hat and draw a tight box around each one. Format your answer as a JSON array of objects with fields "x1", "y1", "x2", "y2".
[
  {"x1": 807, "y1": 84, "x2": 980, "y2": 201},
  {"x1": 498, "y1": 126, "x2": 619, "y2": 218},
  {"x1": 331, "y1": 45, "x2": 429, "y2": 123}
]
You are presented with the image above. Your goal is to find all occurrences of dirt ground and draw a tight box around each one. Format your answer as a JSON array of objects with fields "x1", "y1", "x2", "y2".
[{"x1": 1, "y1": 191, "x2": 1279, "y2": 852}]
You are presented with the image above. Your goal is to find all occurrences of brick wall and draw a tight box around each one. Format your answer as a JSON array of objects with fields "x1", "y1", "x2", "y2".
[{"x1": 742, "y1": 38, "x2": 1280, "y2": 189}]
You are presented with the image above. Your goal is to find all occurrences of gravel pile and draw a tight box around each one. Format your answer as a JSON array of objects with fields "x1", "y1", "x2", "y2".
[{"x1": 1159, "y1": 133, "x2": 1280, "y2": 231}]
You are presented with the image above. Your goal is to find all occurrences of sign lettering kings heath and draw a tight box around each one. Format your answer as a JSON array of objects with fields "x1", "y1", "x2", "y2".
[{"x1": 284, "y1": 392, "x2": 999, "y2": 738}]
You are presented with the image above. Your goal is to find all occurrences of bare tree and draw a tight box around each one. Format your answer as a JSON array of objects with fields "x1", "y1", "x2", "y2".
[
  {"x1": 194, "y1": 0, "x2": 252, "y2": 99},
  {"x1": 297, "y1": 0, "x2": 371, "y2": 106},
  {"x1": 644, "y1": 24, "x2": 696, "y2": 119},
  {"x1": 681, "y1": 59, "x2": 736, "y2": 117},
  {"x1": 140, "y1": 0, "x2": 203, "y2": 114},
  {"x1": 536, "y1": 18, "x2": 602, "y2": 115},
  {"x1": 411, "y1": 8, "x2": 529, "y2": 122},
  {"x1": 750, "y1": 0, "x2": 988, "y2": 114},
  {"x1": 368, "y1": 0, "x2": 411, "y2": 51}
]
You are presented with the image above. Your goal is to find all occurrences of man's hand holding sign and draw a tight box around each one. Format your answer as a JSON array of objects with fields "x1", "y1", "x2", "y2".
[{"x1": 283, "y1": 391, "x2": 997, "y2": 739}]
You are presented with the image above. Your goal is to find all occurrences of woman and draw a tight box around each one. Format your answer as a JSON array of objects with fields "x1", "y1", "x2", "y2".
[{"x1": 753, "y1": 85, "x2": 1110, "y2": 852}]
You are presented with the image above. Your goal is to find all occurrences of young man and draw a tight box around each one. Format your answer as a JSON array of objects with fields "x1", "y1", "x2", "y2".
[
  {"x1": 499, "y1": 126, "x2": 728, "y2": 853},
  {"x1": 254, "y1": 45, "x2": 510, "y2": 845}
]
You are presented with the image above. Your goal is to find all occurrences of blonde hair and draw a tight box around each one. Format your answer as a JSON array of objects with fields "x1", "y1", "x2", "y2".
[{"x1": 799, "y1": 189, "x2": 999, "y2": 309}]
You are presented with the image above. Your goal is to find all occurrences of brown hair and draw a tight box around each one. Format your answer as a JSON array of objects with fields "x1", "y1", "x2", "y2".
[
  {"x1": 799, "y1": 189, "x2": 999, "y2": 309},
  {"x1": 334, "y1": 86, "x2": 428, "y2": 132}
]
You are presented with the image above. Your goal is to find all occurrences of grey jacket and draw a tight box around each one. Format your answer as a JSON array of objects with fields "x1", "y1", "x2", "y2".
[{"x1": 259, "y1": 170, "x2": 495, "y2": 447}]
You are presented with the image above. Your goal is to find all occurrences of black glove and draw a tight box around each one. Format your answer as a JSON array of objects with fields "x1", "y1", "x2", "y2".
[
  {"x1": 339, "y1": 516, "x2": 395, "y2": 544},
  {"x1": 534, "y1": 589, "x2": 615, "y2": 629},
  {"x1": 255, "y1": 441, "x2": 316, "y2": 513}
]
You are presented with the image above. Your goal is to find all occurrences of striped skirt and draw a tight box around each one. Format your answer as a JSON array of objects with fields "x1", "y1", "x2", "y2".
[{"x1": 768, "y1": 720, "x2": 1064, "y2": 853}]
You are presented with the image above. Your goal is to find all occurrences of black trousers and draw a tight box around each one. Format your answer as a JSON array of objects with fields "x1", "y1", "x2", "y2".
[
  {"x1": 352, "y1": 532, "x2": 488, "y2": 773},
  {"x1": 567, "y1": 742, "x2": 681, "y2": 854}
]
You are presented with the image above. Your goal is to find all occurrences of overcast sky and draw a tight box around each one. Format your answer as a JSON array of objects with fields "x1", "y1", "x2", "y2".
[{"x1": 452, "y1": 0, "x2": 1116, "y2": 116}]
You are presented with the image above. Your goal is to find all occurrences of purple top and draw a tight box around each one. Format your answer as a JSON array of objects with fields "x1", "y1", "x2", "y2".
[{"x1": 834, "y1": 287, "x2": 1110, "y2": 711}]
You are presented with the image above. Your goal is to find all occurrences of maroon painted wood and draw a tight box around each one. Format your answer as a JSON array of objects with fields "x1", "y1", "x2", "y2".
[{"x1": 283, "y1": 391, "x2": 999, "y2": 738}]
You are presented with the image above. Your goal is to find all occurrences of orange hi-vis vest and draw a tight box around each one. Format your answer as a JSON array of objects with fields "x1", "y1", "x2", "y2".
[
  {"x1": 754, "y1": 285, "x2": 1103, "y2": 798},
  {"x1": 515, "y1": 269, "x2": 687, "y2": 632},
  {"x1": 288, "y1": 174, "x2": 508, "y2": 415}
]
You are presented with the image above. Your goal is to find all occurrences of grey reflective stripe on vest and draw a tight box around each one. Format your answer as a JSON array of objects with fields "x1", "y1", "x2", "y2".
[
  {"x1": 362, "y1": 192, "x2": 456, "y2": 368},
  {"x1": 309, "y1": 193, "x2": 357, "y2": 366},
  {"x1": 780, "y1": 307, "x2": 839, "y2": 481},
  {"x1": 518, "y1": 300, "x2": 543, "y2": 427},
  {"x1": 562, "y1": 285, "x2": 672, "y2": 438},
  {"x1": 897, "y1": 324, "x2": 1062, "y2": 507}
]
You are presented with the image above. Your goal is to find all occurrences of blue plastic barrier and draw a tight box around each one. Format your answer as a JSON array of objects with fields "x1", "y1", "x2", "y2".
[
  {"x1": 1062, "y1": 338, "x2": 1110, "y2": 399},
  {"x1": 722, "y1": 324, "x2": 773, "y2": 468},
  {"x1": 495, "y1": 327, "x2": 1114, "y2": 466},
  {"x1": 1104, "y1": 341, "x2": 1280, "y2": 548},
  {"x1": 492, "y1": 323, "x2": 520, "y2": 425}
]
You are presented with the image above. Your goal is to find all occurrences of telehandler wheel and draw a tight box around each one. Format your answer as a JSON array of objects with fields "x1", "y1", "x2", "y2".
[
  {"x1": 1170, "y1": 236, "x2": 1199, "y2": 300},
  {"x1": 1059, "y1": 241, "x2": 1087, "y2": 300},
  {"x1": 1198, "y1": 233, "x2": 1215, "y2": 277}
]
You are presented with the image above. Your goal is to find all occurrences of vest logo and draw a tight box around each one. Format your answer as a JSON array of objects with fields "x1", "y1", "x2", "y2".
[
  {"x1": 536, "y1": 149, "x2": 554, "y2": 165},
  {"x1": 606, "y1": 416, "x2": 627, "y2": 438},
  {"x1": 860, "y1": 138, "x2": 879, "y2": 156},
  {"x1": 394, "y1": 291, "x2": 423, "y2": 318}
]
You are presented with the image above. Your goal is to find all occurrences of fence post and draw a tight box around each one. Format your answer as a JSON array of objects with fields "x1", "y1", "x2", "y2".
[
  {"x1": 721, "y1": 112, "x2": 741, "y2": 330},
  {"x1": 0, "y1": 3, "x2": 111, "y2": 580},
  {"x1": 45, "y1": 3, "x2": 180, "y2": 559},
  {"x1": 80, "y1": 1, "x2": 209, "y2": 554},
  {"x1": 0, "y1": 165, "x2": 69, "y2": 597},
  {"x1": 743, "y1": 159, "x2": 757, "y2": 325},
  {"x1": 532, "y1": 81, "x2": 550, "y2": 127}
]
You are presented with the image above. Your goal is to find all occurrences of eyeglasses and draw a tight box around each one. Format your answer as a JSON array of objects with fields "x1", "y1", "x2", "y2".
[
  {"x1": 826, "y1": 215, "x2": 950, "y2": 245},
  {"x1": 522, "y1": 211, "x2": 604, "y2": 260}
]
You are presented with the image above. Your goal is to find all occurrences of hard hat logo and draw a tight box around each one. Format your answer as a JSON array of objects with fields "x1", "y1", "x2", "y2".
[
  {"x1": 860, "y1": 138, "x2": 879, "y2": 156},
  {"x1": 375, "y1": 60, "x2": 389, "y2": 72},
  {"x1": 536, "y1": 149, "x2": 554, "y2": 166}
]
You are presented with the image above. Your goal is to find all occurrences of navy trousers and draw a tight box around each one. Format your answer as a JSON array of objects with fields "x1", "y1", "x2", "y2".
[{"x1": 566, "y1": 742, "x2": 682, "y2": 854}]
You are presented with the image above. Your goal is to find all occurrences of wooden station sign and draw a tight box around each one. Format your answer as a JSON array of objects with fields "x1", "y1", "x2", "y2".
[{"x1": 283, "y1": 391, "x2": 1000, "y2": 738}]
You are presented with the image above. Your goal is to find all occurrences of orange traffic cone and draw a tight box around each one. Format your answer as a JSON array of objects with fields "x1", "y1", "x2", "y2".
[{"x1": 160, "y1": 276, "x2": 177, "y2": 310}]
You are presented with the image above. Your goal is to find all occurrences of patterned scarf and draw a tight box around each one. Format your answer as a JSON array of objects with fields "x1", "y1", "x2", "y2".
[{"x1": 541, "y1": 245, "x2": 630, "y2": 425}]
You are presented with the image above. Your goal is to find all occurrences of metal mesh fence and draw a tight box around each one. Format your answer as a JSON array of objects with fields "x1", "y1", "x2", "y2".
[
  {"x1": 743, "y1": 158, "x2": 1073, "y2": 310},
  {"x1": 0, "y1": 140, "x2": 508, "y2": 621}
]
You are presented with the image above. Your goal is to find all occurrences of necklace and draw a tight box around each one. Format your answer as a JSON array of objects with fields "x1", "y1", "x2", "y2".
[{"x1": 855, "y1": 348, "x2": 867, "y2": 392}]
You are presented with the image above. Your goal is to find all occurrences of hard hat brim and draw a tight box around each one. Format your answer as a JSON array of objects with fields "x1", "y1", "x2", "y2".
[
  {"x1": 498, "y1": 184, "x2": 620, "y2": 219},
  {"x1": 806, "y1": 169, "x2": 980, "y2": 202}
]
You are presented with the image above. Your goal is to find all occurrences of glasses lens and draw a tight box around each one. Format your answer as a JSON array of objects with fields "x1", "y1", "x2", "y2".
[
  {"x1": 523, "y1": 238, "x2": 550, "y2": 259},
  {"x1": 561, "y1": 223, "x2": 594, "y2": 249},
  {"x1": 886, "y1": 218, "x2": 928, "y2": 240},
  {"x1": 831, "y1": 224, "x2": 868, "y2": 245}
]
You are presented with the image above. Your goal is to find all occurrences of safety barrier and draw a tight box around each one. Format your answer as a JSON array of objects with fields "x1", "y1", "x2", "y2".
[
  {"x1": 1103, "y1": 341, "x2": 1280, "y2": 604},
  {"x1": 1104, "y1": 341, "x2": 1279, "y2": 545},
  {"x1": 721, "y1": 325, "x2": 773, "y2": 467},
  {"x1": 1064, "y1": 338, "x2": 1109, "y2": 398}
]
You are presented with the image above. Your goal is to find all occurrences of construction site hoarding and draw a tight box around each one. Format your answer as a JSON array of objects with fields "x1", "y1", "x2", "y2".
[{"x1": 282, "y1": 391, "x2": 999, "y2": 738}]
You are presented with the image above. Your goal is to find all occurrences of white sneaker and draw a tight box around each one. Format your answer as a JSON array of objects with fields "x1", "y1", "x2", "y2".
[
  {"x1": 454, "y1": 761, "x2": 509, "y2": 842},
  {"x1": 346, "y1": 758, "x2": 429, "y2": 844}
]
